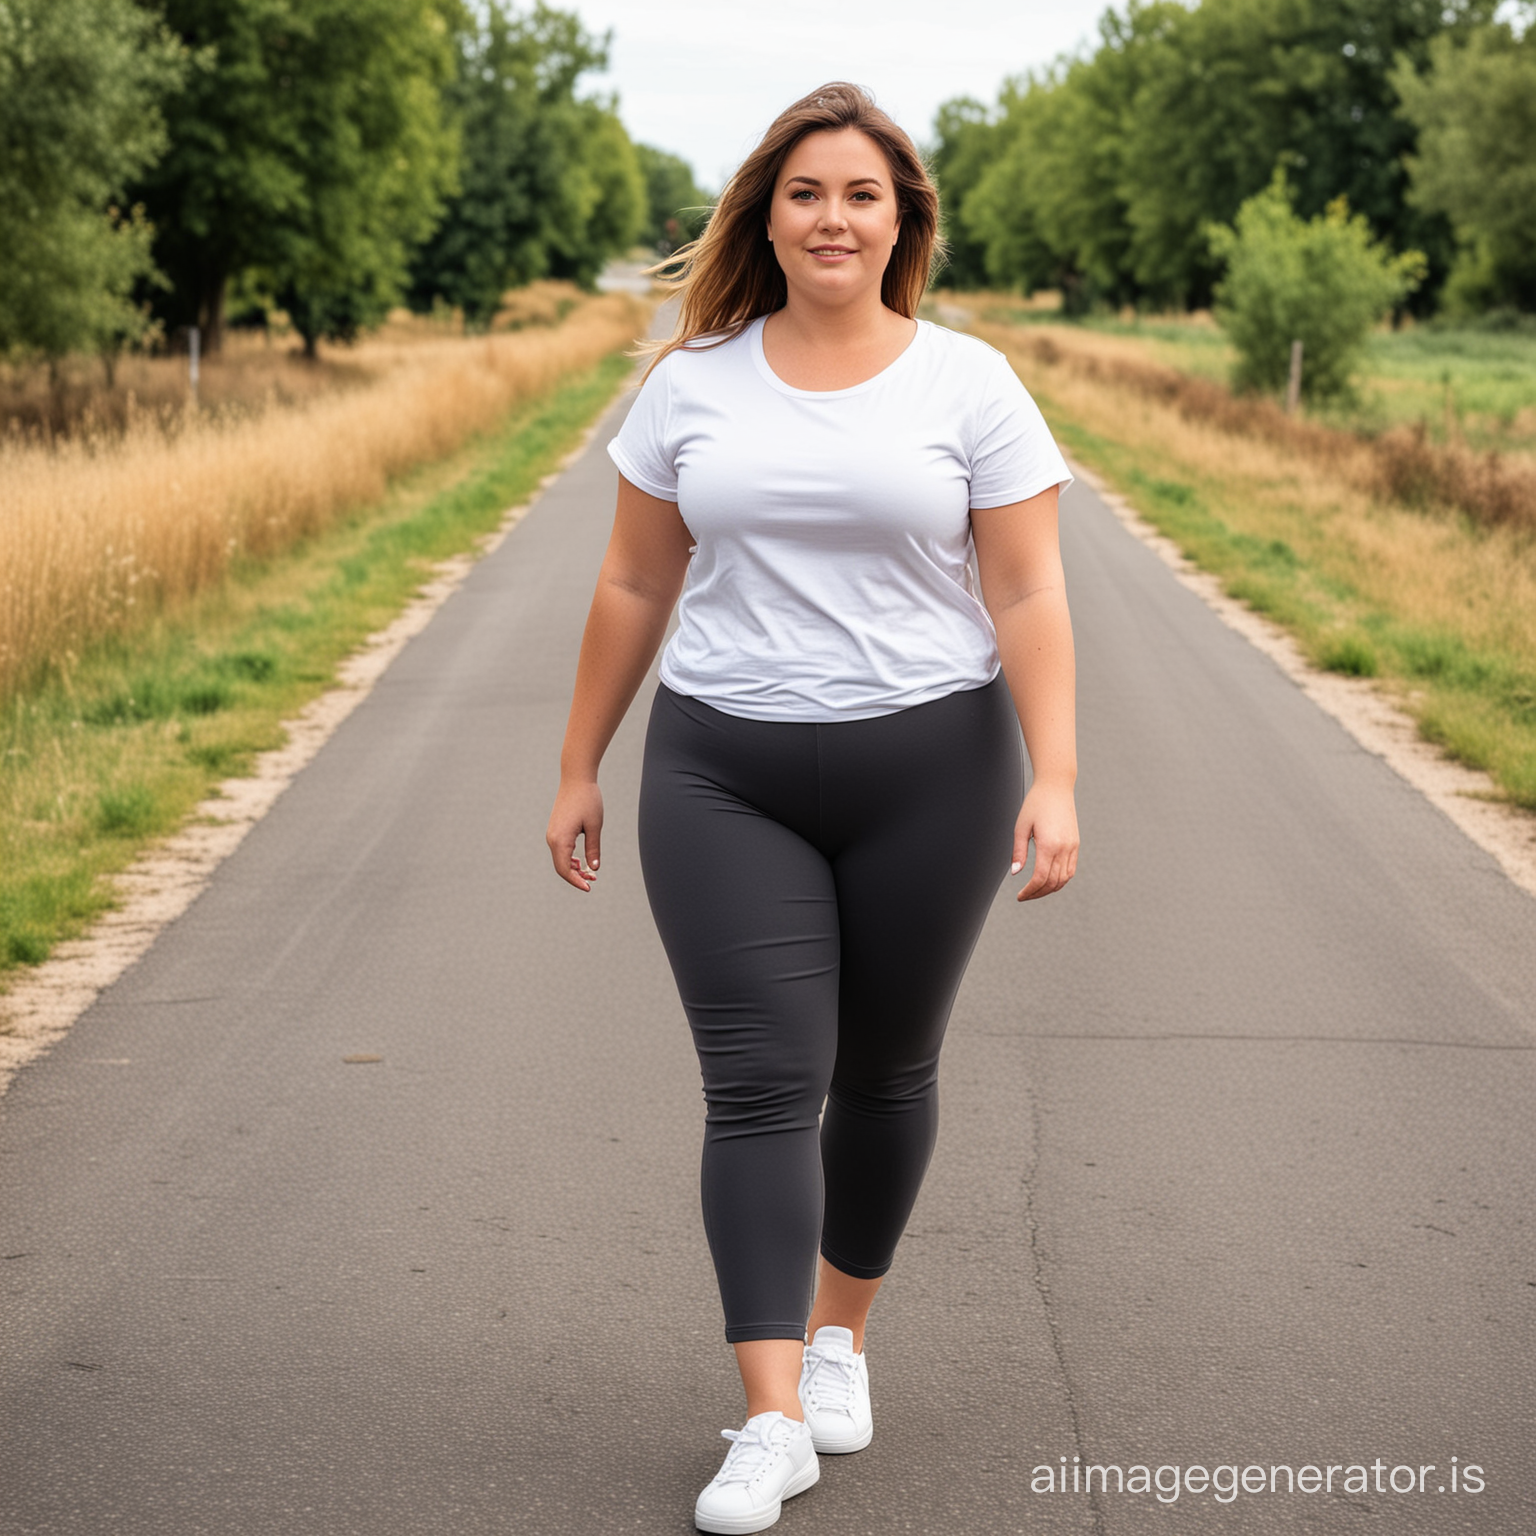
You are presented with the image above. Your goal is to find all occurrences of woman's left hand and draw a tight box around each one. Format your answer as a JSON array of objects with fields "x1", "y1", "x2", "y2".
[{"x1": 1011, "y1": 781, "x2": 1079, "y2": 902}]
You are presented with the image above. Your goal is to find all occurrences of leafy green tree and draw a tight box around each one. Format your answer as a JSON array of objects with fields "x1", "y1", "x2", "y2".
[
  {"x1": 636, "y1": 143, "x2": 709, "y2": 253},
  {"x1": 406, "y1": 2, "x2": 642, "y2": 330},
  {"x1": 0, "y1": 0, "x2": 184, "y2": 371},
  {"x1": 955, "y1": 81, "x2": 1062, "y2": 298},
  {"x1": 544, "y1": 97, "x2": 645, "y2": 286},
  {"x1": 959, "y1": 5, "x2": 1183, "y2": 306},
  {"x1": 1393, "y1": 22, "x2": 1536, "y2": 313},
  {"x1": 944, "y1": 0, "x2": 1494, "y2": 308},
  {"x1": 927, "y1": 96, "x2": 1003, "y2": 289},
  {"x1": 1116, "y1": 0, "x2": 1492, "y2": 306},
  {"x1": 136, "y1": 0, "x2": 460, "y2": 355},
  {"x1": 1207, "y1": 171, "x2": 1425, "y2": 401}
]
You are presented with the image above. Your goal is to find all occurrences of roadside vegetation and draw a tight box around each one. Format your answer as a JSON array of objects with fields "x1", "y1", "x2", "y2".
[
  {"x1": 979, "y1": 308, "x2": 1536, "y2": 458},
  {"x1": 0, "y1": 281, "x2": 592, "y2": 440},
  {"x1": 0, "y1": 290, "x2": 646, "y2": 703},
  {"x1": 1, "y1": 0, "x2": 708, "y2": 372},
  {"x1": 934, "y1": 294, "x2": 1536, "y2": 810},
  {"x1": 1, "y1": 0, "x2": 699, "y2": 986},
  {"x1": 0, "y1": 341, "x2": 639, "y2": 976},
  {"x1": 926, "y1": 0, "x2": 1536, "y2": 818},
  {"x1": 932, "y1": 1, "x2": 1535, "y2": 325}
]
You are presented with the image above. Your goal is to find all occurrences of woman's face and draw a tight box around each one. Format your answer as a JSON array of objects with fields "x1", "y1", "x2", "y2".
[{"x1": 765, "y1": 128, "x2": 901, "y2": 305}]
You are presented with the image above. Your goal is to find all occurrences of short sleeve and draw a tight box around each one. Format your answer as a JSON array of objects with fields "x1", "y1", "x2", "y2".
[
  {"x1": 968, "y1": 350, "x2": 1074, "y2": 509},
  {"x1": 607, "y1": 358, "x2": 678, "y2": 501}
]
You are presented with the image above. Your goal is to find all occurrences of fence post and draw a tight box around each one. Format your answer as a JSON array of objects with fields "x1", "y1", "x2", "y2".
[
  {"x1": 1285, "y1": 338, "x2": 1303, "y2": 414},
  {"x1": 189, "y1": 325, "x2": 200, "y2": 406}
]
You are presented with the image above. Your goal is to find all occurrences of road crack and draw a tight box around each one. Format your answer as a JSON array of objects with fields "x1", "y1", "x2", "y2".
[{"x1": 1021, "y1": 1069, "x2": 1108, "y2": 1536}]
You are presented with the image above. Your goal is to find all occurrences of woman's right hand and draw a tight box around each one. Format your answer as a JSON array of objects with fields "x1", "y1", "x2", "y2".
[{"x1": 547, "y1": 777, "x2": 604, "y2": 892}]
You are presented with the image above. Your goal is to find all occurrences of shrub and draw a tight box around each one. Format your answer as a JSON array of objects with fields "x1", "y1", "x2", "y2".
[{"x1": 1207, "y1": 172, "x2": 1426, "y2": 403}]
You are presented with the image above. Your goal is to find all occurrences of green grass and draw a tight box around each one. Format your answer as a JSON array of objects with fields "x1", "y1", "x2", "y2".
[
  {"x1": 1042, "y1": 413, "x2": 1536, "y2": 809},
  {"x1": 1018, "y1": 307, "x2": 1536, "y2": 453},
  {"x1": 0, "y1": 350, "x2": 633, "y2": 978}
]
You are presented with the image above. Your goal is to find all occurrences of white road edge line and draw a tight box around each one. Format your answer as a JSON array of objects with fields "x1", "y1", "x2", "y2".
[
  {"x1": 1073, "y1": 455, "x2": 1536, "y2": 904},
  {"x1": 0, "y1": 393, "x2": 629, "y2": 1097}
]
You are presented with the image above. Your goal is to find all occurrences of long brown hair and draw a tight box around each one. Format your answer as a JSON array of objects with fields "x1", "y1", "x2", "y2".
[{"x1": 638, "y1": 82, "x2": 944, "y2": 379}]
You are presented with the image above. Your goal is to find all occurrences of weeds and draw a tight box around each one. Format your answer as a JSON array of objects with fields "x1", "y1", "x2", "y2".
[
  {"x1": 962, "y1": 311, "x2": 1536, "y2": 809},
  {"x1": 0, "y1": 350, "x2": 636, "y2": 977},
  {"x1": 0, "y1": 291, "x2": 648, "y2": 702},
  {"x1": 976, "y1": 322, "x2": 1536, "y2": 536}
]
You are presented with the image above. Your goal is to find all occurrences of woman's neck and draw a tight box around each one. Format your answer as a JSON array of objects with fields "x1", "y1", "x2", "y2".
[
  {"x1": 760, "y1": 300, "x2": 918, "y2": 392},
  {"x1": 767, "y1": 292, "x2": 906, "y2": 353}
]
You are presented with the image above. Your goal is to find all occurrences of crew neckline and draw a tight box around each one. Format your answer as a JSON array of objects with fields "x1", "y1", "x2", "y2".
[{"x1": 749, "y1": 315, "x2": 927, "y2": 399}]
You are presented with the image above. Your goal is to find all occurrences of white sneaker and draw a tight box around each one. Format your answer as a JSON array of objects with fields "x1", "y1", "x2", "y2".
[
  {"x1": 693, "y1": 1410, "x2": 819, "y2": 1534},
  {"x1": 798, "y1": 1326, "x2": 873, "y2": 1454}
]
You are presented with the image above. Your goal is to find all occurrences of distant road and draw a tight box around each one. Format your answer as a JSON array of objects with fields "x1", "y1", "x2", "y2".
[
  {"x1": 2, "y1": 336, "x2": 1534, "y2": 1533},
  {"x1": 597, "y1": 255, "x2": 658, "y2": 294}
]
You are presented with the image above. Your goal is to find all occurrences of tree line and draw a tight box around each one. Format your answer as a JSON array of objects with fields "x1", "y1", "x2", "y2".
[
  {"x1": 931, "y1": 0, "x2": 1536, "y2": 318},
  {"x1": 0, "y1": 0, "x2": 710, "y2": 368}
]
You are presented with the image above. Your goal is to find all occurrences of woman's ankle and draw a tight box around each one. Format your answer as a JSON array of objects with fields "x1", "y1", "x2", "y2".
[
  {"x1": 806, "y1": 1314, "x2": 867, "y2": 1352},
  {"x1": 733, "y1": 1336, "x2": 807, "y2": 1422},
  {"x1": 807, "y1": 1256, "x2": 883, "y2": 1352}
]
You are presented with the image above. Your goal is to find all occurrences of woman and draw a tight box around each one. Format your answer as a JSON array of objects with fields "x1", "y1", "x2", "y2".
[{"x1": 546, "y1": 82, "x2": 1078, "y2": 1534}]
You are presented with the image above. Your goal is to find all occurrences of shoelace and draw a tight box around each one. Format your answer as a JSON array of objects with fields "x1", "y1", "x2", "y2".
[
  {"x1": 713, "y1": 1418, "x2": 792, "y2": 1488},
  {"x1": 800, "y1": 1344, "x2": 859, "y2": 1415}
]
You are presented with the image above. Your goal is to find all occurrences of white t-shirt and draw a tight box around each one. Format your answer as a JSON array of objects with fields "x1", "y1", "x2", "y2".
[{"x1": 607, "y1": 314, "x2": 1072, "y2": 722}]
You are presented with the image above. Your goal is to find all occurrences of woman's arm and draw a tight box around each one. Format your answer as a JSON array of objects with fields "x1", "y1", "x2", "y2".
[
  {"x1": 970, "y1": 484, "x2": 1079, "y2": 901},
  {"x1": 546, "y1": 473, "x2": 694, "y2": 891}
]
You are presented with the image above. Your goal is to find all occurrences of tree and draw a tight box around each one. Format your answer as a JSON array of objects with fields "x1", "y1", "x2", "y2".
[
  {"x1": 136, "y1": 0, "x2": 460, "y2": 354},
  {"x1": 956, "y1": 80, "x2": 1063, "y2": 298},
  {"x1": 0, "y1": 0, "x2": 184, "y2": 371},
  {"x1": 635, "y1": 143, "x2": 709, "y2": 254},
  {"x1": 1393, "y1": 22, "x2": 1536, "y2": 312},
  {"x1": 960, "y1": 5, "x2": 1183, "y2": 307},
  {"x1": 543, "y1": 97, "x2": 645, "y2": 288},
  {"x1": 1207, "y1": 171, "x2": 1425, "y2": 401},
  {"x1": 927, "y1": 96, "x2": 1003, "y2": 289},
  {"x1": 406, "y1": 2, "x2": 643, "y2": 330},
  {"x1": 941, "y1": 0, "x2": 1495, "y2": 309},
  {"x1": 1116, "y1": 0, "x2": 1492, "y2": 307}
]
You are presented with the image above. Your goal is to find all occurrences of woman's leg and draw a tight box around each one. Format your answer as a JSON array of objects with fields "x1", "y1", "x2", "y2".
[
  {"x1": 732, "y1": 1340, "x2": 809, "y2": 1420},
  {"x1": 816, "y1": 676, "x2": 1025, "y2": 1291},
  {"x1": 806, "y1": 1256, "x2": 882, "y2": 1352},
  {"x1": 638, "y1": 686, "x2": 838, "y2": 1410}
]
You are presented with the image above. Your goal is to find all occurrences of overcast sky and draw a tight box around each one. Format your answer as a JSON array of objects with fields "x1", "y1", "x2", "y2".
[{"x1": 569, "y1": 0, "x2": 1123, "y2": 190}]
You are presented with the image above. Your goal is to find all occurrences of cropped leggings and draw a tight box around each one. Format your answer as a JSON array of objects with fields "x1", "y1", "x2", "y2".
[{"x1": 637, "y1": 674, "x2": 1024, "y2": 1342}]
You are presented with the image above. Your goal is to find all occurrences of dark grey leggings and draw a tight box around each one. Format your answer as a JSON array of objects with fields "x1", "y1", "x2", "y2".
[{"x1": 637, "y1": 675, "x2": 1024, "y2": 1342}]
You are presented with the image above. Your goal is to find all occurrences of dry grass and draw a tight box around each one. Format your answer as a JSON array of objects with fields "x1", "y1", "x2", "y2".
[
  {"x1": 983, "y1": 324, "x2": 1536, "y2": 668},
  {"x1": 964, "y1": 316, "x2": 1536, "y2": 536},
  {"x1": 0, "y1": 289, "x2": 648, "y2": 700},
  {"x1": 0, "y1": 281, "x2": 600, "y2": 439},
  {"x1": 958, "y1": 305, "x2": 1536, "y2": 805}
]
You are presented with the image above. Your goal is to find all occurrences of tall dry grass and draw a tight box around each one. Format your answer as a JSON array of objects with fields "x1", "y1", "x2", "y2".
[
  {"x1": 972, "y1": 319, "x2": 1536, "y2": 686},
  {"x1": 967, "y1": 317, "x2": 1536, "y2": 535},
  {"x1": 0, "y1": 280, "x2": 596, "y2": 438},
  {"x1": 0, "y1": 290, "x2": 648, "y2": 699}
]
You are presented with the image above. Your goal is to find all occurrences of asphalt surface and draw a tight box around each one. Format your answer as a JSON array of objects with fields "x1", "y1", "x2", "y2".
[{"x1": 3, "y1": 356, "x2": 1535, "y2": 1536}]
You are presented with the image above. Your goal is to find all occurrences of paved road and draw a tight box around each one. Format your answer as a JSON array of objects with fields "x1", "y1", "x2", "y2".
[{"x1": 3, "y1": 358, "x2": 1535, "y2": 1535}]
